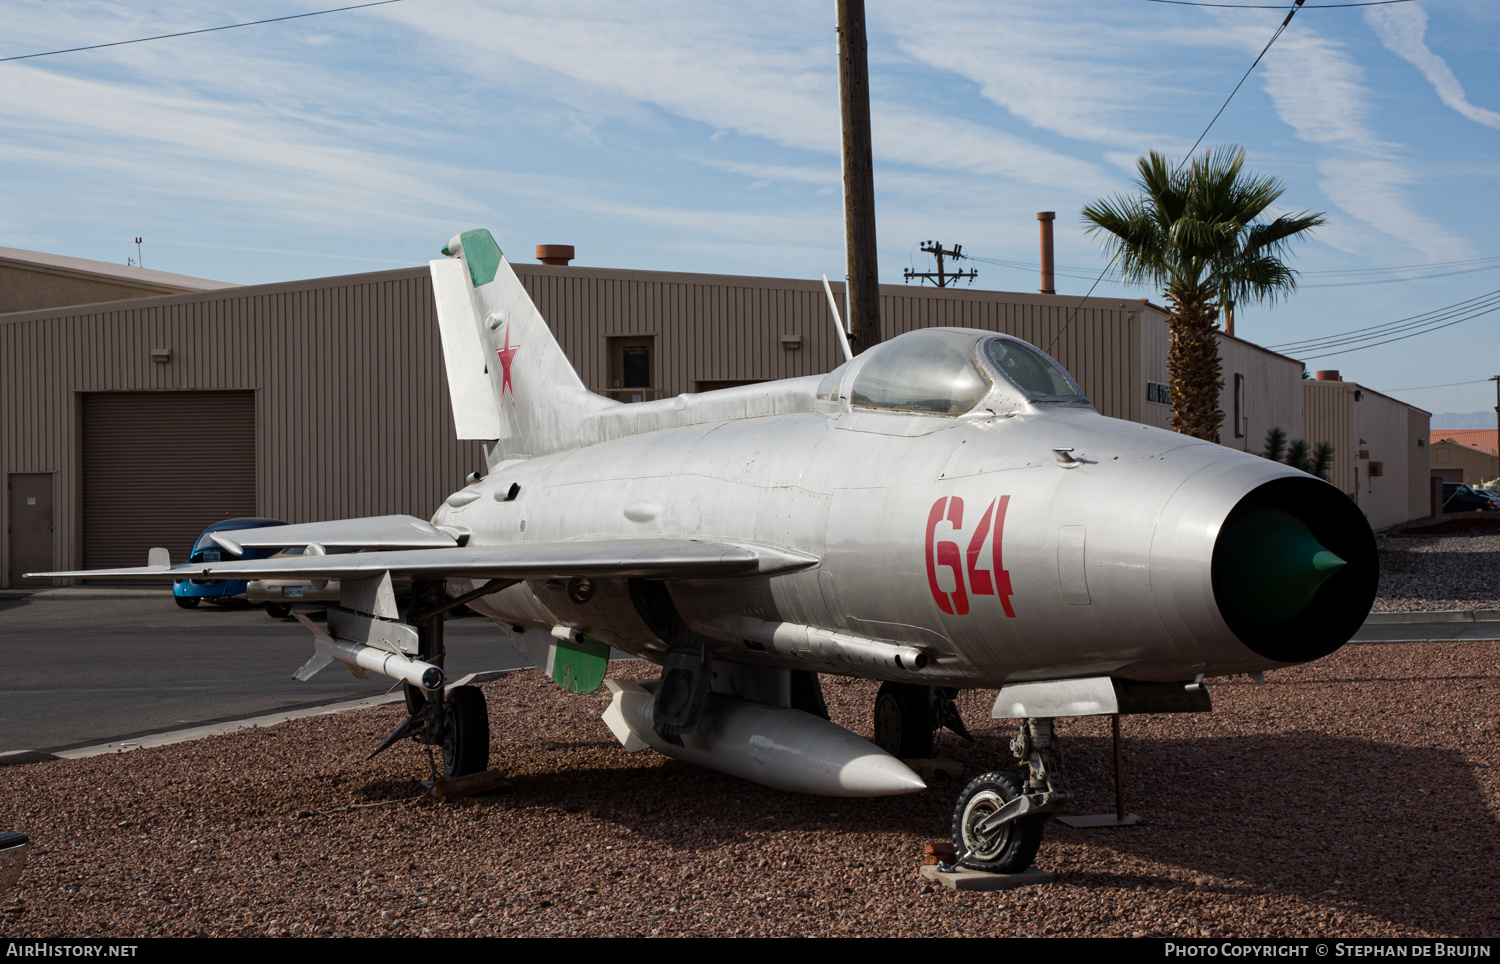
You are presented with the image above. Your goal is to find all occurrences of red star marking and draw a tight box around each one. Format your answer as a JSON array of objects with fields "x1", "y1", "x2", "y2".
[{"x1": 496, "y1": 324, "x2": 520, "y2": 404}]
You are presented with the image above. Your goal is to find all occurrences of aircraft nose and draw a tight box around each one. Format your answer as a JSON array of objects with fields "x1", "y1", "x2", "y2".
[
  {"x1": 1216, "y1": 507, "x2": 1347, "y2": 624},
  {"x1": 1209, "y1": 476, "x2": 1377, "y2": 665}
]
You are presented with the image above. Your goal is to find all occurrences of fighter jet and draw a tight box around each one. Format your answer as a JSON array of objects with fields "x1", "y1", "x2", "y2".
[{"x1": 33, "y1": 229, "x2": 1376, "y2": 873}]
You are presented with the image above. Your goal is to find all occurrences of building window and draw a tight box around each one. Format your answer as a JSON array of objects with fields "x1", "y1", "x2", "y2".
[
  {"x1": 1233, "y1": 373, "x2": 1245, "y2": 439},
  {"x1": 607, "y1": 335, "x2": 656, "y2": 403}
]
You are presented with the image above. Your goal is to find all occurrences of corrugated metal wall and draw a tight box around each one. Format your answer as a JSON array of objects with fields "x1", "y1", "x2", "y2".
[
  {"x1": 1304, "y1": 382, "x2": 1358, "y2": 496},
  {"x1": 1303, "y1": 380, "x2": 1430, "y2": 529},
  {"x1": 1217, "y1": 335, "x2": 1305, "y2": 454},
  {"x1": 1, "y1": 268, "x2": 482, "y2": 584},
  {"x1": 1408, "y1": 408, "x2": 1433, "y2": 518}
]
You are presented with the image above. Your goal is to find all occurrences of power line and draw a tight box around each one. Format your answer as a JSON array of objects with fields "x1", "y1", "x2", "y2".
[
  {"x1": 1298, "y1": 263, "x2": 1500, "y2": 288},
  {"x1": 0, "y1": 0, "x2": 412, "y2": 64},
  {"x1": 1046, "y1": 1, "x2": 1305, "y2": 353},
  {"x1": 1296, "y1": 301, "x2": 1500, "y2": 358},
  {"x1": 1384, "y1": 378, "x2": 1495, "y2": 392},
  {"x1": 1181, "y1": 0, "x2": 1304, "y2": 163},
  {"x1": 1269, "y1": 288, "x2": 1500, "y2": 351},
  {"x1": 970, "y1": 252, "x2": 1500, "y2": 291},
  {"x1": 1142, "y1": 0, "x2": 1411, "y2": 7},
  {"x1": 1268, "y1": 289, "x2": 1500, "y2": 359},
  {"x1": 1301, "y1": 256, "x2": 1500, "y2": 277}
]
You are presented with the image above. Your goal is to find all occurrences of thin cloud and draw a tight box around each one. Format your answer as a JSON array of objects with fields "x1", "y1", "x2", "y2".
[
  {"x1": 1256, "y1": 26, "x2": 1466, "y2": 261},
  {"x1": 380, "y1": 1, "x2": 1113, "y2": 196},
  {"x1": 1365, "y1": 3, "x2": 1500, "y2": 131}
]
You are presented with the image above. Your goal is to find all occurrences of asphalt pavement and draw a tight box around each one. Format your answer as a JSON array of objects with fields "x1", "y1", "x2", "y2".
[
  {"x1": 0, "y1": 591, "x2": 529, "y2": 754},
  {"x1": 1350, "y1": 609, "x2": 1500, "y2": 643}
]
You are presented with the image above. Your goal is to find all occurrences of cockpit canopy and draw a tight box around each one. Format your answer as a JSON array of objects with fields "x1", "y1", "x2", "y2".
[{"x1": 817, "y1": 328, "x2": 1086, "y2": 416}]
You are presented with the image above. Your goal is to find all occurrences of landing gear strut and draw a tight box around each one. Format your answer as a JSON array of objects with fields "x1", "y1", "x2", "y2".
[
  {"x1": 951, "y1": 717, "x2": 1072, "y2": 873},
  {"x1": 371, "y1": 579, "x2": 492, "y2": 779},
  {"x1": 872, "y1": 683, "x2": 974, "y2": 759}
]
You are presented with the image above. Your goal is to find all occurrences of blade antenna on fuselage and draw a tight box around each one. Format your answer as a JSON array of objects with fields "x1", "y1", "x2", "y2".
[{"x1": 822, "y1": 275, "x2": 855, "y2": 363}]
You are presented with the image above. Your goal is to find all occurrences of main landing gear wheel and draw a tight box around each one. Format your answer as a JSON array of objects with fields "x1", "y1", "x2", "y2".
[
  {"x1": 873, "y1": 682, "x2": 935, "y2": 759},
  {"x1": 952, "y1": 771, "x2": 1046, "y2": 874},
  {"x1": 441, "y1": 685, "x2": 490, "y2": 779},
  {"x1": 265, "y1": 602, "x2": 293, "y2": 619},
  {"x1": 174, "y1": 595, "x2": 199, "y2": 610}
]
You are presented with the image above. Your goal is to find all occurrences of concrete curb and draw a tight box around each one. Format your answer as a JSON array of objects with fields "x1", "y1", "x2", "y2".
[
  {"x1": 1362, "y1": 609, "x2": 1500, "y2": 625},
  {"x1": 0, "y1": 668, "x2": 519, "y2": 764}
]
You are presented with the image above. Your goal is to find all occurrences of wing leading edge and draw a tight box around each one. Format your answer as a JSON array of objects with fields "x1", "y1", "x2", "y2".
[{"x1": 28, "y1": 538, "x2": 817, "y2": 582}]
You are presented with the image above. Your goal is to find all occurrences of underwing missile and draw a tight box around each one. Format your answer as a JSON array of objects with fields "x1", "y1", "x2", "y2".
[
  {"x1": 291, "y1": 612, "x2": 443, "y2": 690},
  {"x1": 601, "y1": 679, "x2": 926, "y2": 797}
]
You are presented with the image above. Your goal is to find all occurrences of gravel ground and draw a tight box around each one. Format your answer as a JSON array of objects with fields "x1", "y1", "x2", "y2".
[
  {"x1": 3, "y1": 639, "x2": 1498, "y2": 939},
  {"x1": 1374, "y1": 517, "x2": 1500, "y2": 613}
]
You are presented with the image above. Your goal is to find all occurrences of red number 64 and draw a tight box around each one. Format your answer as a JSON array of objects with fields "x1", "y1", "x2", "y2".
[{"x1": 925, "y1": 495, "x2": 1015, "y2": 618}]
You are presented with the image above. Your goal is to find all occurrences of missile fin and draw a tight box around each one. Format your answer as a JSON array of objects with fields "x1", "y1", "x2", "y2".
[
  {"x1": 602, "y1": 680, "x2": 651, "y2": 752},
  {"x1": 293, "y1": 652, "x2": 335, "y2": 682}
]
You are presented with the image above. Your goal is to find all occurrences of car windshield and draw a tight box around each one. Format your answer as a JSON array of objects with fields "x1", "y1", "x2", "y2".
[
  {"x1": 849, "y1": 330, "x2": 989, "y2": 416},
  {"x1": 192, "y1": 533, "x2": 224, "y2": 553}
]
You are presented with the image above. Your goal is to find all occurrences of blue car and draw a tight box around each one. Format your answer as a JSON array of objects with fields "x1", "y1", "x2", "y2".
[{"x1": 173, "y1": 518, "x2": 287, "y2": 609}]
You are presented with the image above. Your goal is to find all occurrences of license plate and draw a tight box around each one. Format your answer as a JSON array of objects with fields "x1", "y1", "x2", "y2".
[
  {"x1": 202, "y1": 550, "x2": 221, "y2": 562},
  {"x1": 283, "y1": 587, "x2": 304, "y2": 598}
]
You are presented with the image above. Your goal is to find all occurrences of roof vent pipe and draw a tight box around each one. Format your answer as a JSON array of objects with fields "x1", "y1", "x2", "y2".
[
  {"x1": 1314, "y1": 370, "x2": 1342, "y2": 382},
  {"x1": 536, "y1": 244, "x2": 575, "y2": 266},
  {"x1": 1037, "y1": 212, "x2": 1056, "y2": 295}
]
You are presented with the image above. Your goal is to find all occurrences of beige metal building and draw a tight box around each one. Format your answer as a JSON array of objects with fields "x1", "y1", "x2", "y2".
[
  {"x1": 1303, "y1": 376, "x2": 1431, "y2": 530},
  {"x1": 0, "y1": 252, "x2": 1429, "y2": 587},
  {"x1": 0, "y1": 246, "x2": 235, "y2": 315},
  {"x1": 1429, "y1": 440, "x2": 1499, "y2": 487}
]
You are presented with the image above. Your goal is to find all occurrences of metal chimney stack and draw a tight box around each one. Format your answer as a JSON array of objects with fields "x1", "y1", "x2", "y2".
[
  {"x1": 1037, "y1": 212, "x2": 1056, "y2": 295},
  {"x1": 536, "y1": 245, "x2": 575, "y2": 266}
]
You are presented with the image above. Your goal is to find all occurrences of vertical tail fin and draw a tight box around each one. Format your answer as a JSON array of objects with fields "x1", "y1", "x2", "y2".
[{"x1": 431, "y1": 229, "x2": 615, "y2": 463}]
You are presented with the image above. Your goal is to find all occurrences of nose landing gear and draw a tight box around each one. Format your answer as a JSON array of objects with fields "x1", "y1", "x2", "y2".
[{"x1": 950, "y1": 717, "x2": 1072, "y2": 873}]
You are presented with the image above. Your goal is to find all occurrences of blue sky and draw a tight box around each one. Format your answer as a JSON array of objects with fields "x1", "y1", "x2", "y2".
[{"x1": 1, "y1": 1, "x2": 1496, "y2": 419}]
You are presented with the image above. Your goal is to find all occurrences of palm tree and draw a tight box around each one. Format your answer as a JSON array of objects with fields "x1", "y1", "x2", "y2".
[{"x1": 1082, "y1": 147, "x2": 1324, "y2": 442}]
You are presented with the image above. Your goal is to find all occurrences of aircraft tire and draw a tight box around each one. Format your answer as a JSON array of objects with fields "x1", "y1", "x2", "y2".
[
  {"x1": 442, "y1": 685, "x2": 490, "y2": 779},
  {"x1": 265, "y1": 603, "x2": 293, "y2": 619},
  {"x1": 951, "y1": 771, "x2": 1045, "y2": 874},
  {"x1": 174, "y1": 595, "x2": 200, "y2": 610},
  {"x1": 873, "y1": 682, "x2": 934, "y2": 759}
]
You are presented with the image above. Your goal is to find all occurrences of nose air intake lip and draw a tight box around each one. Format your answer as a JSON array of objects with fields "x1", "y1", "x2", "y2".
[{"x1": 1211, "y1": 477, "x2": 1377, "y2": 664}]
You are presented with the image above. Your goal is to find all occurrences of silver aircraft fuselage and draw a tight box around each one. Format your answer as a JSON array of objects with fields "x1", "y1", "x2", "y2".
[{"x1": 439, "y1": 356, "x2": 1371, "y2": 690}]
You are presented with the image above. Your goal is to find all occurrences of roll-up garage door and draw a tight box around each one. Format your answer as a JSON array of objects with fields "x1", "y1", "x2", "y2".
[{"x1": 83, "y1": 392, "x2": 257, "y2": 569}]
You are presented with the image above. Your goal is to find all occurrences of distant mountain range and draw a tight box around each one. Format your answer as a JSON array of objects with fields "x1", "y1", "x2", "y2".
[{"x1": 1431, "y1": 412, "x2": 1497, "y2": 429}]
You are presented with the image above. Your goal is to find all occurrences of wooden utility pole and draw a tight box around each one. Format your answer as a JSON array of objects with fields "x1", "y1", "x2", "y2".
[{"x1": 837, "y1": 0, "x2": 881, "y2": 355}]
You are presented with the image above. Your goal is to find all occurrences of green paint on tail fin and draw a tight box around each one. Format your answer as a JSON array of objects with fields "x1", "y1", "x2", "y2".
[{"x1": 446, "y1": 229, "x2": 503, "y2": 287}]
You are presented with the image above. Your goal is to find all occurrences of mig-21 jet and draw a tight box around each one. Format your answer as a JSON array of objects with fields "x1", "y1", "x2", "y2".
[{"x1": 34, "y1": 229, "x2": 1376, "y2": 873}]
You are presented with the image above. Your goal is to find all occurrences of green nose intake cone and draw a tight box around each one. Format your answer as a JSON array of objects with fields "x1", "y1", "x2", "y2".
[{"x1": 1218, "y1": 508, "x2": 1347, "y2": 624}]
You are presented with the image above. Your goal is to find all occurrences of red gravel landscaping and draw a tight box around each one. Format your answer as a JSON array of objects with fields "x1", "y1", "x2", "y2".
[{"x1": 3, "y1": 638, "x2": 1497, "y2": 938}]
